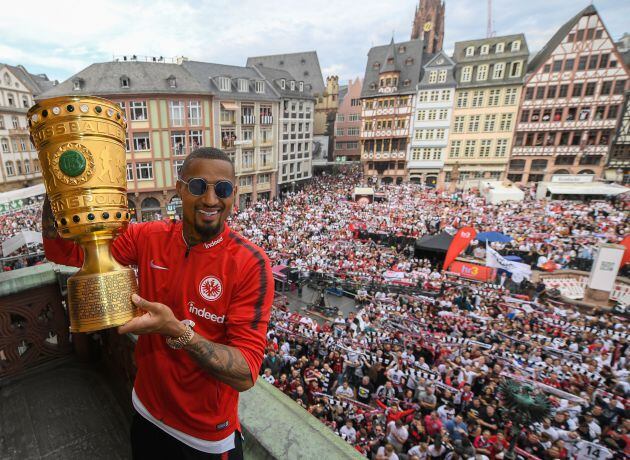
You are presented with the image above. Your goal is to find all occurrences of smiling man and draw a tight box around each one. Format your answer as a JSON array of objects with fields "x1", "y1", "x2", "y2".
[{"x1": 42, "y1": 147, "x2": 274, "y2": 459}]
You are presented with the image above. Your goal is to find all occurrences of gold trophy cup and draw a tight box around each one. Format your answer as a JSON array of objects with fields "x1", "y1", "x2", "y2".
[{"x1": 28, "y1": 96, "x2": 138, "y2": 333}]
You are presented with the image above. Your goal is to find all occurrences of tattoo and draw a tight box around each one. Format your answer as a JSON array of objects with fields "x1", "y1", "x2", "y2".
[
  {"x1": 184, "y1": 335, "x2": 252, "y2": 391},
  {"x1": 42, "y1": 197, "x2": 59, "y2": 239}
]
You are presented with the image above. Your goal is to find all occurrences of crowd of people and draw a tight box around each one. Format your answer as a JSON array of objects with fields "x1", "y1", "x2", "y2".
[
  {"x1": 2, "y1": 168, "x2": 628, "y2": 458},
  {"x1": 0, "y1": 197, "x2": 45, "y2": 271}
]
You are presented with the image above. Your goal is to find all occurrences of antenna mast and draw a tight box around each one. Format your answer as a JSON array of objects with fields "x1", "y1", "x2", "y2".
[{"x1": 486, "y1": 0, "x2": 493, "y2": 38}]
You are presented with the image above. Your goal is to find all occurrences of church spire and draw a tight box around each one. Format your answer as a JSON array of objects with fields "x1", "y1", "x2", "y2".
[{"x1": 410, "y1": 0, "x2": 445, "y2": 54}]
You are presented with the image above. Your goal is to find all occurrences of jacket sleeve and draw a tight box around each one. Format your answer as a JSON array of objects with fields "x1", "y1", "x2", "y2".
[
  {"x1": 43, "y1": 223, "x2": 145, "y2": 268},
  {"x1": 225, "y1": 247, "x2": 274, "y2": 384}
]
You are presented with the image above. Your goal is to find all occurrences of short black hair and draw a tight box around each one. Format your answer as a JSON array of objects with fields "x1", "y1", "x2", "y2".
[{"x1": 179, "y1": 147, "x2": 235, "y2": 179}]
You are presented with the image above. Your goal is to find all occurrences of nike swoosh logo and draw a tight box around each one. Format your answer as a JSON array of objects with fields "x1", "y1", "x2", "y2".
[{"x1": 150, "y1": 260, "x2": 169, "y2": 270}]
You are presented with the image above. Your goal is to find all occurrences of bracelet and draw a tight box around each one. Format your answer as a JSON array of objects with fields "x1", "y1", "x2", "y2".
[{"x1": 166, "y1": 323, "x2": 195, "y2": 349}]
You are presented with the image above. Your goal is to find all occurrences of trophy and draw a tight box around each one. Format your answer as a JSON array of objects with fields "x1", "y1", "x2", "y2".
[{"x1": 28, "y1": 96, "x2": 139, "y2": 333}]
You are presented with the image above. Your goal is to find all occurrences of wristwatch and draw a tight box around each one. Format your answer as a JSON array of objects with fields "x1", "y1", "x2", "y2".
[{"x1": 166, "y1": 321, "x2": 195, "y2": 349}]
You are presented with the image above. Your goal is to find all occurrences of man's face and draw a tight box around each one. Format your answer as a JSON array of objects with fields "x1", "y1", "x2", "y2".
[{"x1": 176, "y1": 158, "x2": 236, "y2": 241}]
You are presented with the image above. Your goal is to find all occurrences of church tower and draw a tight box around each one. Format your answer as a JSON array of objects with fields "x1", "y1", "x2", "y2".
[{"x1": 410, "y1": 0, "x2": 445, "y2": 54}]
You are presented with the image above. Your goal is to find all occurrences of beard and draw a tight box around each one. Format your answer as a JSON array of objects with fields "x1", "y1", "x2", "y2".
[{"x1": 194, "y1": 219, "x2": 222, "y2": 241}]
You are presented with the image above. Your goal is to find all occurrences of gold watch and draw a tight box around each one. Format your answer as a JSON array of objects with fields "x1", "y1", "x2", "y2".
[{"x1": 166, "y1": 321, "x2": 195, "y2": 349}]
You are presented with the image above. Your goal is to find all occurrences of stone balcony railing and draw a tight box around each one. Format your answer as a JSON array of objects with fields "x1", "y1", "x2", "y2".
[{"x1": 0, "y1": 263, "x2": 362, "y2": 460}]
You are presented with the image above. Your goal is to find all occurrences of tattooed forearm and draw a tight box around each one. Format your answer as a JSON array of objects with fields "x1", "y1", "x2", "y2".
[
  {"x1": 42, "y1": 196, "x2": 59, "y2": 239},
  {"x1": 184, "y1": 334, "x2": 253, "y2": 391}
]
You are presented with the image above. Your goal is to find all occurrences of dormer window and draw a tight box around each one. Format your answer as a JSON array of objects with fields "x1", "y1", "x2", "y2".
[
  {"x1": 372, "y1": 62, "x2": 381, "y2": 70},
  {"x1": 299, "y1": 81, "x2": 304, "y2": 92},
  {"x1": 370, "y1": 82, "x2": 377, "y2": 90},
  {"x1": 403, "y1": 79, "x2": 411, "y2": 87},
  {"x1": 72, "y1": 79, "x2": 83, "y2": 91},
  {"x1": 465, "y1": 46, "x2": 475, "y2": 57},
  {"x1": 511, "y1": 40, "x2": 521, "y2": 52},
  {"x1": 405, "y1": 57, "x2": 414, "y2": 66},
  {"x1": 280, "y1": 79, "x2": 286, "y2": 89},
  {"x1": 480, "y1": 44, "x2": 489, "y2": 55},
  {"x1": 304, "y1": 70, "x2": 309, "y2": 76},
  {"x1": 495, "y1": 42, "x2": 505, "y2": 53},
  {"x1": 237, "y1": 78, "x2": 249, "y2": 92},
  {"x1": 290, "y1": 81, "x2": 295, "y2": 91},
  {"x1": 387, "y1": 58, "x2": 394, "y2": 65},
  {"x1": 279, "y1": 60, "x2": 284, "y2": 66},
  {"x1": 398, "y1": 45, "x2": 406, "y2": 53},
  {"x1": 217, "y1": 77, "x2": 231, "y2": 92},
  {"x1": 166, "y1": 76, "x2": 176, "y2": 88},
  {"x1": 255, "y1": 81, "x2": 265, "y2": 93},
  {"x1": 300, "y1": 58, "x2": 306, "y2": 64}
]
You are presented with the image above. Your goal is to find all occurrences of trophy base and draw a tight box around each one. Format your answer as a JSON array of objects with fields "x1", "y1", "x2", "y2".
[{"x1": 68, "y1": 268, "x2": 139, "y2": 333}]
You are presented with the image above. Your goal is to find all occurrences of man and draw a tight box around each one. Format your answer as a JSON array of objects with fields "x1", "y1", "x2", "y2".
[
  {"x1": 445, "y1": 414, "x2": 468, "y2": 442},
  {"x1": 335, "y1": 380, "x2": 355, "y2": 399},
  {"x1": 386, "y1": 419, "x2": 409, "y2": 453},
  {"x1": 357, "y1": 375, "x2": 375, "y2": 404},
  {"x1": 42, "y1": 148, "x2": 274, "y2": 459},
  {"x1": 339, "y1": 419, "x2": 357, "y2": 444}
]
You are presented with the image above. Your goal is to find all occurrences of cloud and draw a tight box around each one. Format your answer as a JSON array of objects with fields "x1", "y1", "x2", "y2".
[{"x1": 1, "y1": 0, "x2": 628, "y2": 84}]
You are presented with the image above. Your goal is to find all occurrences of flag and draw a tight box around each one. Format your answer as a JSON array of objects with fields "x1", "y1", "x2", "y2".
[
  {"x1": 485, "y1": 244, "x2": 532, "y2": 280},
  {"x1": 620, "y1": 235, "x2": 630, "y2": 267},
  {"x1": 443, "y1": 226, "x2": 476, "y2": 270}
]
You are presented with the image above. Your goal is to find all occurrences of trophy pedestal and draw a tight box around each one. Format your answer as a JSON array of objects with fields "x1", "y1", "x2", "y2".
[{"x1": 68, "y1": 268, "x2": 139, "y2": 333}]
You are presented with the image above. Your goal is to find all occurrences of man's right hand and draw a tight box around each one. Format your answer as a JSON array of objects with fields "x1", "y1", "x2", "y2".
[{"x1": 42, "y1": 195, "x2": 59, "y2": 239}]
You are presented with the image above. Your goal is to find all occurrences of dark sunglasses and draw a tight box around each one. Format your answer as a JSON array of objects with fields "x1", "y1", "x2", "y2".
[{"x1": 178, "y1": 178, "x2": 234, "y2": 198}]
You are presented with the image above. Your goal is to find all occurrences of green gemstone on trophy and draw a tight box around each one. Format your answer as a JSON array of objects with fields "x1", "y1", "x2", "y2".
[{"x1": 59, "y1": 150, "x2": 86, "y2": 177}]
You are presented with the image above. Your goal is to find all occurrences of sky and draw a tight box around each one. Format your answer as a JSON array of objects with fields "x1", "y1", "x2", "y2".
[{"x1": 1, "y1": 0, "x2": 628, "y2": 85}]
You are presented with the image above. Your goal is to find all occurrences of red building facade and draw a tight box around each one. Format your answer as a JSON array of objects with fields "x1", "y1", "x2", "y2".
[{"x1": 334, "y1": 78, "x2": 363, "y2": 162}]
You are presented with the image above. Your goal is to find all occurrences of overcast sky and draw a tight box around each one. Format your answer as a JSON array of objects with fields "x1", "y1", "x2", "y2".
[{"x1": 1, "y1": 0, "x2": 628, "y2": 85}]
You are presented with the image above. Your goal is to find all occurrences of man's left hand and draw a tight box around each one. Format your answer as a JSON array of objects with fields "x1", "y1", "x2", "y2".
[{"x1": 118, "y1": 294, "x2": 185, "y2": 337}]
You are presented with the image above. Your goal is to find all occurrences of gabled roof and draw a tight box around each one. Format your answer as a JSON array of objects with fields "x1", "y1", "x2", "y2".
[
  {"x1": 527, "y1": 5, "x2": 597, "y2": 73},
  {"x1": 246, "y1": 51, "x2": 325, "y2": 96},
  {"x1": 250, "y1": 65, "x2": 314, "y2": 100},
  {"x1": 182, "y1": 61, "x2": 278, "y2": 101},
  {"x1": 423, "y1": 50, "x2": 455, "y2": 69},
  {"x1": 361, "y1": 38, "x2": 424, "y2": 98},
  {"x1": 41, "y1": 61, "x2": 206, "y2": 98},
  {"x1": 380, "y1": 39, "x2": 400, "y2": 73},
  {"x1": 0, "y1": 63, "x2": 56, "y2": 96}
]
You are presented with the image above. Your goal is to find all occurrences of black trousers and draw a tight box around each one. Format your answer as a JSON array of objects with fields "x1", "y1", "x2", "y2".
[{"x1": 130, "y1": 411, "x2": 244, "y2": 460}]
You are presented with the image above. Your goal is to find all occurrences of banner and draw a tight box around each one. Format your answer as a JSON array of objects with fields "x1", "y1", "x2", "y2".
[
  {"x1": 449, "y1": 261, "x2": 496, "y2": 282},
  {"x1": 486, "y1": 245, "x2": 532, "y2": 281},
  {"x1": 443, "y1": 226, "x2": 476, "y2": 270},
  {"x1": 620, "y1": 235, "x2": 630, "y2": 267}
]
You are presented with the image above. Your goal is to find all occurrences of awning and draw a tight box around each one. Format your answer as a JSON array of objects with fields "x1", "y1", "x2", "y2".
[
  {"x1": 0, "y1": 183, "x2": 46, "y2": 204},
  {"x1": 354, "y1": 187, "x2": 374, "y2": 195},
  {"x1": 220, "y1": 101, "x2": 238, "y2": 111},
  {"x1": 2, "y1": 231, "x2": 43, "y2": 257},
  {"x1": 546, "y1": 183, "x2": 630, "y2": 196}
]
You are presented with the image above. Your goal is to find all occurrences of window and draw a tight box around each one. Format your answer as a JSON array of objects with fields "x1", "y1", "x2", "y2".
[
  {"x1": 171, "y1": 131, "x2": 186, "y2": 155},
  {"x1": 438, "y1": 70, "x2": 447, "y2": 83},
  {"x1": 167, "y1": 76, "x2": 176, "y2": 88},
  {"x1": 220, "y1": 108, "x2": 235, "y2": 124},
  {"x1": 599, "y1": 54, "x2": 609, "y2": 69},
  {"x1": 607, "y1": 105, "x2": 619, "y2": 119},
  {"x1": 237, "y1": 79, "x2": 249, "y2": 92},
  {"x1": 255, "y1": 81, "x2": 265, "y2": 93},
  {"x1": 504, "y1": 88, "x2": 517, "y2": 105},
  {"x1": 120, "y1": 76, "x2": 130, "y2": 88},
  {"x1": 336, "y1": 113, "x2": 345, "y2": 122},
  {"x1": 7, "y1": 93, "x2": 14, "y2": 106},
  {"x1": 492, "y1": 62, "x2": 505, "y2": 79},
  {"x1": 588, "y1": 55, "x2": 598, "y2": 70},
  {"x1": 524, "y1": 87, "x2": 534, "y2": 100},
  {"x1": 456, "y1": 91, "x2": 468, "y2": 108},
  {"x1": 280, "y1": 79, "x2": 286, "y2": 90},
  {"x1": 465, "y1": 46, "x2": 474, "y2": 57},
  {"x1": 499, "y1": 113, "x2": 513, "y2": 131},
  {"x1": 450, "y1": 140, "x2": 462, "y2": 158},
  {"x1": 0, "y1": 117, "x2": 3, "y2": 129},
  {"x1": 555, "y1": 155, "x2": 576, "y2": 165},
  {"x1": 73, "y1": 80, "x2": 82, "y2": 91},
  {"x1": 600, "y1": 80, "x2": 613, "y2": 95},
  {"x1": 259, "y1": 149, "x2": 272, "y2": 166},
  {"x1": 429, "y1": 71, "x2": 438, "y2": 84},
  {"x1": 564, "y1": 59, "x2": 575, "y2": 72},
  {"x1": 480, "y1": 44, "x2": 489, "y2": 55},
  {"x1": 496, "y1": 139, "x2": 508, "y2": 157},
  {"x1": 348, "y1": 127, "x2": 360, "y2": 136},
  {"x1": 189, "y1": 130, "x2": 203, "y2": 149},
  {"x1": 19, "y1": 139, "x2": 26, "y2": 151},
  {"x1": 584, "y1": 82, "x2": 596, "y2": 97},
  {"x1": 348, "y1": 113, "x2": 359, "y2": 121},
  {"x1": 468, "y1": 115, "x2": 480, "y2": 132},
  {"x1": 495, "y1": 42, "x2": 505, "y2": 53},
  {"x1": 572, "y1": 83, "x2": 583, "y2": 98},
  {"x1": 559, "y1": 84, "x2": 569, "y2": 98},
  {"x1": 536, "y1": 87, "x2": 545, "y2": 99},
  {"x1": 335, "y1": 141, "x2": 344, "y2": 150},
  {"x1": 173, "y1": 159, "x2": 184, "y2": 177},
  {"x1": 453, "y1": 116, "x2": 465, "y2": 133},
  {"x1": 418, "y1": 91, "x2": 428, "y2": 102},
  {"x1": 22, "y1": 95, "x2": 29, "y2": 108},
  {"x1": 241, "y1": 150, "x2": 253, "y2": 169},
  {"x1": 242, "y1": 128, "x2": 253, "y2": 141},
  {"x1": 464, "y1": 140, "x2": 477, "y2": 157},
  {"x1": 471, "y1": 90, "x2": 484, "y2": 107},
  {"x1": 169, "y1": 101, "x2": 184, "y2": 126},
  {"x1": 1, "y1": 138, "x2": 8, "y2": 153},
  {"x1": 552, "y1": 60, "x2": 563, "y2": 72},
  {"x1": 511, "y1": 40, "x2": 521, "y2": 52},
  {"x1": 290, "y1": 81, "x2": 295, "y2": 91},
  {"x1": 530, "y1": 159, "x2": 548, "y2": 171},
  {"x1": 133, "y1": 133, "x2": 151, "y2": 151},
  {"x1": 188, "y1": 101, "x2": 201, "y2": 125},
  {"x1": 476, "y1": 65, "x2": 488, "y2": 81},
  {"x1": 483, "y1": 114, "x2": 496, "y2": 132},
  {"x1": 479, "y1": 139, "x2": 492, "y2": 157},
  {"x1": 440, "y1": 89, "x2": 450, "y2": 101},
  {"x1": 510, "y1": 61, "x2": 522, "y2": 77},
  {"x1": 218, "y1": 77, "x2": 231, "y2": 91},
  {"x1": 239, "y1": 175, "x2": 253, "y2": 187},
  {"x1": 577, "y1": 56, "x2": 587, "y2": 70},
  {"x1": 11, "y1": 116, "x2": 19, "y2": 129},
  {"x1": 135, "y1": 162, "x2": 153, "y2": 180},
  {"x1": 258, "y1": 173, "x2": 271, "y2": 184},
  {"x1": 130, "y1": 101, "x2": 148, "y2": 121},
  {"x1": 521, "y1": 109, "x2": 530, "y2": 123},
  {"x1": 613, "y1": 80, "x2": 626, "y2": 95},
  {"x1": 126, "y1": 163, "x2": 134, "y2": 181},
  {"x1": 438, "y1": 109, "x2": 448, "y2": 120},
  {"x1": 336, "y1": 128, "x2": 344, "y2": 136},
  {"x1": 547, "y1": 86, "x2": 557, "y2": 99},
  {"x1": 461, "y1": 66, "x2": 472, "y2": 82},
  {"x1": 509, "y1": 159, "x2": 525, "y2": 170},
  {"x1": 5, "y1": 161, "x2": 14, "y2": 176}
]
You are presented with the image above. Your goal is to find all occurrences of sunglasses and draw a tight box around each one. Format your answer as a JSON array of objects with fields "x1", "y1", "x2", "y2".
[{"x1": 178, "y1": 178, "x2": 234, "y2": 198}]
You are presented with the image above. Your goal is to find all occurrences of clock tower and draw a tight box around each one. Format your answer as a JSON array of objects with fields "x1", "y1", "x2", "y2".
[{"x1": 410, "y1": 0, "x2": 445, "y2": 54}]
